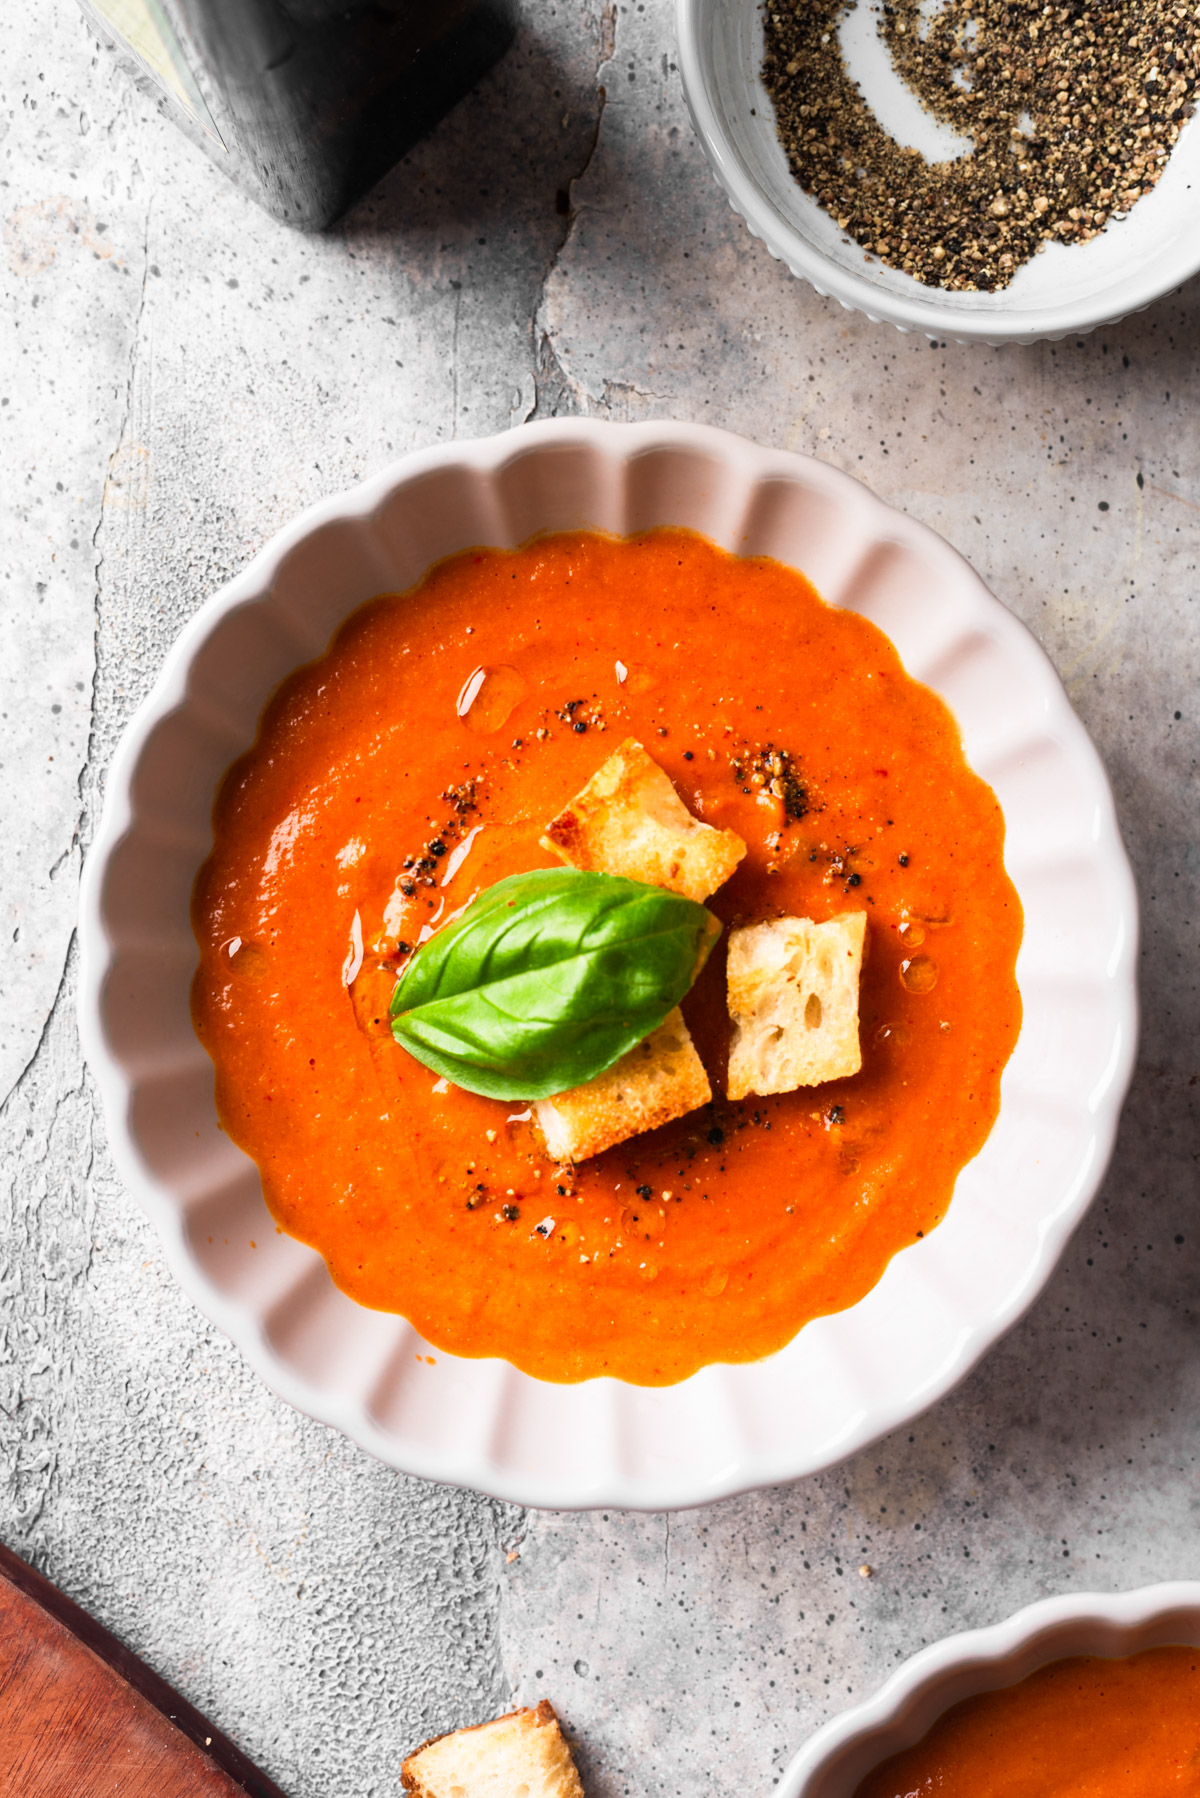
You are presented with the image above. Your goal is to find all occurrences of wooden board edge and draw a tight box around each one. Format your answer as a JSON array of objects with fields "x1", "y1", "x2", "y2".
[{"x1": 0, "y1": 1540, "x2": 291, "y2": 1798}]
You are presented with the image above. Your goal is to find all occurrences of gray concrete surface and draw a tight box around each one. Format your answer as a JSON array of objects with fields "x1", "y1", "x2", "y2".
[{"x1": 2, "y1": 2, "x2": 1198, "y2": 1794}]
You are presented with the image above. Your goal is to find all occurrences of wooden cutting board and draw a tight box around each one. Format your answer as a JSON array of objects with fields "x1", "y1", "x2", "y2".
[{"x1": 0, "y1": 1542, "x2": 289, "y2": 1798}]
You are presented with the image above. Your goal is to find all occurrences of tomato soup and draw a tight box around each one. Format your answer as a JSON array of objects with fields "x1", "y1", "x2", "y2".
[
  {"x1": 854, "y1": 1645, "x2": 1200, "y2": 1797},
  {"x1": 191, "y1": 529, "x2": 1021, "y2": 1384}
]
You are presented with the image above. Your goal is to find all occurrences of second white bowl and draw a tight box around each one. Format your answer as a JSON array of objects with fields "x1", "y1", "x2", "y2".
[
  {"x1": 677, "y1": 0, "x2": 1200, "y2": 344},
  {"x1": 778, "y1": 1583, "x2": 1200, "y2": 1796}
]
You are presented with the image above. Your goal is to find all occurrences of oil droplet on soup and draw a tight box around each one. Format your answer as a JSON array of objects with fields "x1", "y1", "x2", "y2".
[
  {"x1": 622, "y1": 1201, "x2": 666, "y2": 1241},
  {"x1": 227, "y1": 939, "x2": 270, "y2": 981},
  {"x1": 456, "y1": 664, "x2": 527, "y2": 733},
  {"x1": 900, "y1": 955, "x2": 938, "y2": 994}
]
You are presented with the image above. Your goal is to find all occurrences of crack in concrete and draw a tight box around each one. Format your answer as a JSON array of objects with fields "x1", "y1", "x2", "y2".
[
  {"x1": 451, "y1": 284, "x2": 462, "y2": 438},
  {"x1": 4, "y1": 196, "x2": 155, "y2": 1143},
  {"x1": 0, "y1": 920, "x2": 95, "y2": 1554},
  {"x1": 600, "y1": 376, "x2": 667, "y2": 413},
  {"x1": 82, "y1": 189, "x2": 153, "y2": 851},
  {"x1": 528, "y1": 327, "x2": 588, "y2": 422},
  {"x1": 598, "y1": 0, "x2": 616, "y2": 64},
  {"x1": 0, "y1": 929, "x2": 76, "y2": 1122},
  {"x1": 525, "y1": 0, "x2": 617, "y2": 422}
]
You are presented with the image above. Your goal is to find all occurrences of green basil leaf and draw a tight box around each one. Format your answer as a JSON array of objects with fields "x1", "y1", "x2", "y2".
[{"x1": 389, "y1": 868, "x2": 719, "y2": 1101}]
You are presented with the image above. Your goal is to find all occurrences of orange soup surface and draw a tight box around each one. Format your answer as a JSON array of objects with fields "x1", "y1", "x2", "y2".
[
  {"x1": 191, "y1": 529, "x2": 1022, "y2": 1383},
  {"x1": 854, "y1": 1645, "x2": 1200, "y2": 1798}
]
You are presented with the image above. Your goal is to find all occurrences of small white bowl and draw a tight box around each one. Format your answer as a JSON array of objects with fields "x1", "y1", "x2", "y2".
[
  {"x1": 777, "y1": 1582, "x2": 1200, "y2": 1796},
  {"x1": 79, "y1": 419, "x2": 1137, "y2": 1509},
  {"x1": 676, "y1": 0, "x2": 1200, "y2": 345}
]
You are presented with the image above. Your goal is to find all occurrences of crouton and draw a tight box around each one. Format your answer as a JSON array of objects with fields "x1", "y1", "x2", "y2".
[
  {"x1": 541, "y1": 738, "x2": 745, "y2": 903},
  {"x1": 536, "y1": 1007, "x2": 711, "y2": 1163},
  {"x1": 726, "y1": 912, "x2": 867, "y2": 1100},
  {"x1": 533, "y1": 741, "x2": 731, "y2": 1161},
  {"x1": 401, "y1": 1700, "x2": 584, "y2": 1798}
]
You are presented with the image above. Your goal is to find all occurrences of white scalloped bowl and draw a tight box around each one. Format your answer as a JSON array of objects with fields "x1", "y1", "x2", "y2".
[
  {"x1": 677, "y1": 0, "x2": 1200, "y2": 345},
  {"x1": 79, "y1": 419, "x2": 1137, "y2": 1509},
  {"x1": 777, "y1": 1583, "x2": 1200, "y2": 1796}
]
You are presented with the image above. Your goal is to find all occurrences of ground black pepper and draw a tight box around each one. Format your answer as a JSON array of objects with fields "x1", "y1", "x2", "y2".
[
  {"x1": 395, "y1": 777, "x2": 480, "y2": 891},
  {"x1": 762, "y1": 0, "x2": 1200, "y2": 292},
  {"x1": 731, "y1": 742, "x2": 808, "y2": 819}
]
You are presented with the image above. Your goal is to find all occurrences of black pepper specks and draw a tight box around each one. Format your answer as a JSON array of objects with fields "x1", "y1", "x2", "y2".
[
  {"x1": 731, "y1": 742, "x2": 808, "y2": 819},
  {"x1": 394, "y1": 779, "x2": 481, "y2": 897}
]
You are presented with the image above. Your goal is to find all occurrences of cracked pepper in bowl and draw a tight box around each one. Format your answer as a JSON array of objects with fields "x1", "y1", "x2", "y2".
[{"x1": 762, "y1": 0, "x2": 1200, "y2": 292}]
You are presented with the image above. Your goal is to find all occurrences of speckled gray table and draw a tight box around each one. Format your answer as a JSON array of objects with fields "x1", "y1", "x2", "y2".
[{"x1": 2, "y1": 4, "x2": 1198, "y2": 1794}]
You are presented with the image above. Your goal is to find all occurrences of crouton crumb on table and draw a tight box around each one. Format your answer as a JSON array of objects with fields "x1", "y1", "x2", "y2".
[{"x1": 402, "y1": 1699, "x2": 584, "y2": 1798}]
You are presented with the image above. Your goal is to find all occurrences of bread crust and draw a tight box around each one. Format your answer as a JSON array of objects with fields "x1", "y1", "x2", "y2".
[
  {"x1": 540, "y1": 737, "x2": 745, "y2": 903},
  {"x1": 536, "y1": 1007, "x2": 712, "y2": 1163}
]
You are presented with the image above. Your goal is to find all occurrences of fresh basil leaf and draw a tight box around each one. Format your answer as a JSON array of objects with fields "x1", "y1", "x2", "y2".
[{"x1": 389, "y1": 868, "x2": 719, "y2": 1101}]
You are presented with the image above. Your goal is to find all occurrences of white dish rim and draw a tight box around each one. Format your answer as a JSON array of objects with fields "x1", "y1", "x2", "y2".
[{"x1": 77, "y1": 417, "x2": 1139, "y2": 1510}]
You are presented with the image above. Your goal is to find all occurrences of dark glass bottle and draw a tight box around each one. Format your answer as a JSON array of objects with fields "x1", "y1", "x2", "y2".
[{"x1": 78, "y1": 0, "x2": 518, "y2": 229}]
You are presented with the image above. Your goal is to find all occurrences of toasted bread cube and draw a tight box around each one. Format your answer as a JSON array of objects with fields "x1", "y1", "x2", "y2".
[
  {"x1": 536, "y1": 1008, "x2": 711, "y2": 1163},
  {"x1": 726, "y1": 912, "x2": 867, "y2": 1100},
  {"x1": 535, "y1": 741, "x2": 731, "y2": 1161},
  {"x1": 402, "y1": 1700, "x2": 584, "y2": 1798},
  {"x1": 541, "y1": 737, "x2": 745, "y2": 903}
]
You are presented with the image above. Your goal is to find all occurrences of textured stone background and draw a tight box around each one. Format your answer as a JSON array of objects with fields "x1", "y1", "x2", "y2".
[{"x1": 2, "y1": 2, "x2": 1198, "y2": 1794}]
